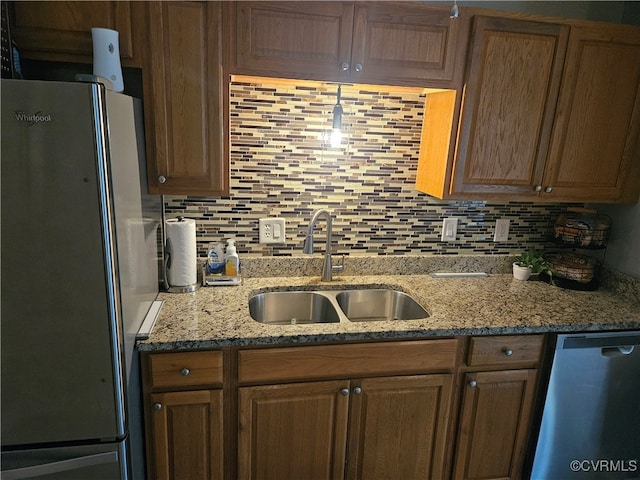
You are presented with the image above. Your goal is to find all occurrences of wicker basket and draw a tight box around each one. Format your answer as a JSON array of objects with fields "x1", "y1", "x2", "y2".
[
  {"x1": 545, "y1": 253, "x2": 597, "y2": 284},
  {"x1": 553, "y1": 213, "x2": 610, "y2": 248}
]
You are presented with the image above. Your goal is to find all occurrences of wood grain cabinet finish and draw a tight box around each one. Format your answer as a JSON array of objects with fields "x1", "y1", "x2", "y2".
[
  {"x1": 142, "y1": 1, "x2": 229, "y2": 196},
  {"x1": 238, "y1": 375, "x2": 454, "y2": 480},
  {"x1": 238, "y1": 380, "x2": 351, "y2": 480},
  {"x1": 11, "y1": 1, "x2": 137, "y2": 65},
  {"x1": 544, "y1": 24, "x2": 640, "y2": 202},
  {"x1": 346, "y1": 374, "x2": 454, "y2": 480},
  {"x1": 151, "y1": 390, "x2": 224, "y2": 480},
  {"x1": 449, "y1": 16, "x2": 570, "y2": 199},
  {"x1": 229, "y1": 1, "x2": 464, "y2": 87},
  {"x1": 452, "y1": 369, "x2": 538, "y2": 480},
  {"x1": 418, "y1": 14, "x2": 640, "y2": 203},
  {"x1": 236, "y1": 340, "x2": 459, "y2": 480},
  {"x1": 142, "y1": 351, "x2": 225, "y2": 480}
]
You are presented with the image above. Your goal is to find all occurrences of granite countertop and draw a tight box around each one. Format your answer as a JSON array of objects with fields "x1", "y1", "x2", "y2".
[{"x1": 138, "y1": 263, "x2": 640, "y2": 351}]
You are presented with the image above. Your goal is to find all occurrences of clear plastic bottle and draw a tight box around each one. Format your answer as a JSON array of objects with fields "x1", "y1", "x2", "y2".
[
  {"x1": 225, "y1": 239, "x2": 240, "y2": 276},
  {"x1": 206, "y1": 243, "x2": 225, "y2": 274}
]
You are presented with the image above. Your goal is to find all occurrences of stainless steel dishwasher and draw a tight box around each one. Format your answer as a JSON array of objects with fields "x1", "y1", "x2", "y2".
[{"x1": 531, "y1": 331, "x2": 640, "y2": 480}]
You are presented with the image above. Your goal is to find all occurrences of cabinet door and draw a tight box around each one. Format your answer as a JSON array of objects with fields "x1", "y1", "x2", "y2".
[
  {"x1": 346, "y1": 374, "x2": 454, "y2": 480},
  {"x1": 232, "y1": 1, "x2": 355, "y2": 82},
  {"x1": 543, "y1": 24, "x2": 640, "y2": 202},
  {"x1": 12, "y1": 1, "x2": 135, "y2": 64},
  {"x1": 350, "y1": 3, "x2": 463, "y2": 86},
  {"x1": 453, "y1": 370, "x2": 538, "y2": 480},
  {"x1": 238, "y1": 380, "x2": 350, "y2": 480},
  {"x1": 151, "y1": 390, "x2": 224, "y2": 480},
  {"x1": 453, "y1": 17, "x2": 569, "y2": 198},
  {"x1": 142, "y1": 1, "x2": 228, "y2": 195}
]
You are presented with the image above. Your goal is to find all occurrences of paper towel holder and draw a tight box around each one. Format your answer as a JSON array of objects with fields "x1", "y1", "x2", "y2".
[{"x1": 163, "y1": 217, "x2": 198, "y2": 294}]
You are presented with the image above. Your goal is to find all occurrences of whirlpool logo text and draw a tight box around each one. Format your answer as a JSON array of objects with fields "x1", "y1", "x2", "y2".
[{"x1": 14, "y1": 111, "x2": 52, "y2": 125}]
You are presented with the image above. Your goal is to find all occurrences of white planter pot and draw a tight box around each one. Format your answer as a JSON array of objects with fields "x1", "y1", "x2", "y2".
[{"x1": 513, "y1": 262, "x2": 533, "y2": 281}]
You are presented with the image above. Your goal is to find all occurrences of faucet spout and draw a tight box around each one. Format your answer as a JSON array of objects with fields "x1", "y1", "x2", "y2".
[{"x1": 303, "y1": 209, "x2": 334, "y2": 281}]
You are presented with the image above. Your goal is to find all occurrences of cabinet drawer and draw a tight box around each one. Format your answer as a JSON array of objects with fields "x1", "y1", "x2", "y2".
[
  {"x1": 238, "y1": 339, "x2": 459, "y2": 384},
  {"x1": 467, "y1": 335, "x2": 544, "y2": 367},
  {"x1": 148, "y1": 351, "x2": 223, "y2": 389}
]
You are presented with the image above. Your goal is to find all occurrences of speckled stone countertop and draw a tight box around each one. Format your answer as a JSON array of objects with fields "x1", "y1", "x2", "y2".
[{"x1": 138, "y1": 255, "x2": 640, "y2": 351}]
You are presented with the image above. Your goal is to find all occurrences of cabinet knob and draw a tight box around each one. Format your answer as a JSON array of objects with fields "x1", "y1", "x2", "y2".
[
  {"x1": 469, "y1": 380, "x2": 477, "y2": 388},
  {"x1": 180, "y1": 368, "x2": 190, "y2": 376},
  {"x1": 353, "y1": 386, "x2": 362, "y2": 395},
  {"x1": 340, "y1": 388, "x2": 350, "y2": 396},
  {"x1": 158, "y1": 175, "x2": 167, "y2": 184},
  {"x1": 354, "y1": 63, "x2": 363, "y2": 72},
  {"x1": 341, "y1": 62, "x2": 350, "y2": 71},
  {"x1": 503, "y1": 348, "x2": 514, "y2": 357},
  {"x1": 153, "y1": 403, "x2": 162, "y2": 411},
  {"x1": 545, "y1": 186, "x2": 553, "y2": 193},
  {"x1": 535, "y1": 185, "x2": 542, "y2": 192}
]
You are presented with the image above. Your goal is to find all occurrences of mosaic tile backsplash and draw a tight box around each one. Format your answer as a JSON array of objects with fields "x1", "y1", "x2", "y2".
[{"x1": 164, "y1": 78, "x2": 578, "y2": 257}]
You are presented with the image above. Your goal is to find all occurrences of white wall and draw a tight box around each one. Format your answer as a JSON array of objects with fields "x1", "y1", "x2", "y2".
[{"x1": 592, "y1": 203, "x2": 640, "y2": 278}]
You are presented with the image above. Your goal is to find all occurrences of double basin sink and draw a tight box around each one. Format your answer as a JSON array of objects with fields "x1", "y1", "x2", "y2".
[{"x1": 249, "y1": 288, "x2": 429, "y2": 325}]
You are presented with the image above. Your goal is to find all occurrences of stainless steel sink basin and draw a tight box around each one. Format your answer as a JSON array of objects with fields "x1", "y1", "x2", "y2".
[
  {"x1": 249, "y1": 287, "x2": 429, "y2": 324},
  {"x1": 336, "y1": 289, "x2": 429, "y2": 322},
  {"x1": 249, "y1": 291, "x2": 341, "y2": 325}
]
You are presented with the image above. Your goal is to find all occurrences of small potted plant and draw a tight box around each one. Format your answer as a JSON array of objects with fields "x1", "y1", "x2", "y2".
[{"x1": 513, "y1": 250, "x2": 555, "y2": 283}]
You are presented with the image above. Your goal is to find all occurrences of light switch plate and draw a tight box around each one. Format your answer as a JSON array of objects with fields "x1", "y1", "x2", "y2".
[
  {"x1": 259, "y1": 218, "x2": 286, "y2": 244},
  {"x1": 441, "y1": 217, "x2": 458, "y2": 242},
  {"x1": 494, "y1": 218, "x2": 510, "y2": 242}
]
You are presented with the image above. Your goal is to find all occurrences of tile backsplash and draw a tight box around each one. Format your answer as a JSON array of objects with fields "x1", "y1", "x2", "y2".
[{"x1": 164, "y1": 77, "x2": 577, "y2": 257}]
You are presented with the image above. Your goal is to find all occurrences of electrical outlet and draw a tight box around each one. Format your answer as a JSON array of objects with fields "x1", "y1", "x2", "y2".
[
  {"x1": 441, "y1": 217, "x2": 458, "y2": 242},
  {"x1": 494, "y1": 218, "x2": 510, "y2": 242},
  {"x1": 259, "y1": 218, "x2": 286, "y2": 244}
]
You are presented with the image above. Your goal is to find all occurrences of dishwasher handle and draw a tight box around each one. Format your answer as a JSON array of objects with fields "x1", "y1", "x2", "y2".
[{"x1": 562, "y1": 334, "x2": 640, "y2": 350}]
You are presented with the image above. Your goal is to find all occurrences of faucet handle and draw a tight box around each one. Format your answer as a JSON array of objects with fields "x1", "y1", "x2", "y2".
[{"x1": 332, "y1": 254, "x2": 345, "y2": 272}]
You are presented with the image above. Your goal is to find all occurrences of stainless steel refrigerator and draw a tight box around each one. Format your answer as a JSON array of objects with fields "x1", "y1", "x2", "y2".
[{"x1": 1, "y1": 79, "x2": 161, "y2": 479}]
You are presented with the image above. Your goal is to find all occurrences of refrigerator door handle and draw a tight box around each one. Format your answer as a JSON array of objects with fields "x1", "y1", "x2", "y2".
[{"x1": 1, "y1": 451, "x2": 118, "y2": 480}]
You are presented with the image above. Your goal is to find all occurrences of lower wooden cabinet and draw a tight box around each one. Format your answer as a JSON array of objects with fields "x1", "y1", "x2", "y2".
[
  {"x1": 238, "y1": 374, "x2": 453, "y2": 480},
  {"x1": 452, "y1": 369, "x2": 538, "y2": 480},
  {"x1": 346, "y1": 374, "x2": 454, "y2": 480},
  {"x1": 142, "y1": 350, "x2": 225, "y2": 480},
  {"x1": 151, "y1": 390, "x2": 224, "y2": 480},
  {"x1": 238, "y1": 380, "x2": 350, "y2": 479},
  {"x1": 453, "y1": 335, "x2": 545, "y2": 480},
  {"x1": 141, "y1": 336, "x2": 545, "y2": 480}
]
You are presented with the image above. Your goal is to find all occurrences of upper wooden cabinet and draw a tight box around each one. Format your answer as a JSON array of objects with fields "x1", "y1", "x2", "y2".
[
  {"x1": 141, "y1": 1, "x2": 229, "y2": 196},
  {"x1": 11, "y1": 1, "x2": 138, "y2": 66},
  {"x1": 228, "y1": 1, "x2": 466, "y2": 87},
  {"x1": 544, "y1": 24, "x2": 640, "y2": 202},
  {"x1": 417, "y1": 15, "x2": 640, "y2": 203},
  {"x1": 450, "y1": 16, "x2": 569, "y2": 199}
]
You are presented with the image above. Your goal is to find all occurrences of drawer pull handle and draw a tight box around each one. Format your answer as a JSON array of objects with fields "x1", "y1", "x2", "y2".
[
  {"x1": 158, "y1": 175, "x2": 166, "y2": 184},
  {"x1": 180, "y1": 368, "x2": 190, "y2": 376},
  {"x1": 341, "y1": 62, "x2": 350, "y2": 71},
  {"x1": 153, "y1": 403, "x2": 162, "y2": 411},
  {"x1": 340, "y1": 388, "x2": 350, "y2": 396},
  {"x1": 353, "y1": 387, "x2": 362, "y2": 395},
  {"x1": 355, "y1": 63, "x2": 363, "y2": 72},
  {"x1": 469, "y1": 380, "x2": 477, "y2": 388},
  {"x1": 503, "y1": 349, "x2": 514, "y2": 357}
]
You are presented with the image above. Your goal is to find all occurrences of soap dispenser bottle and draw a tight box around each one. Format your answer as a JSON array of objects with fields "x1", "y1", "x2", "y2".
[{"x1": 225, "y1": 239, "x2": 240, "y2": 276}]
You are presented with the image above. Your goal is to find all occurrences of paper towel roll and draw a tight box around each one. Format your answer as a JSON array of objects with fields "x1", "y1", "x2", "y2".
[{"x1": 165, "y1": 218, "x2": 197, "y2": 287}]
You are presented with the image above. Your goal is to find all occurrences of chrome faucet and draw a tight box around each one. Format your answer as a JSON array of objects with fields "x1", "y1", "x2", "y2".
[{"x1": 303, "y1": 209, "x2": 342, "y2": 281}]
